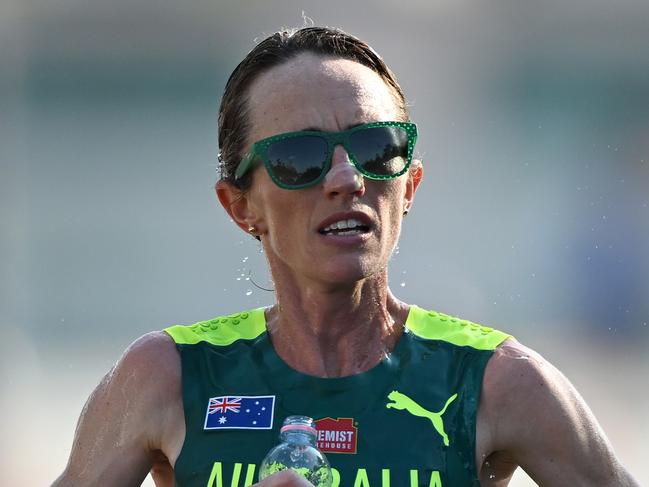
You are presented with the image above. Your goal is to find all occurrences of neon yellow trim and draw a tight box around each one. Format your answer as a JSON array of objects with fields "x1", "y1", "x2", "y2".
[
  {"x1": 405, "y1": 305, "x2": 512, "y2": 350},
  {"x1": 164, "y1": 308, "x2": 266, "y2": 346},
  {"x1": 165, "y1": 305, "x2": 511, "y2": 350}
]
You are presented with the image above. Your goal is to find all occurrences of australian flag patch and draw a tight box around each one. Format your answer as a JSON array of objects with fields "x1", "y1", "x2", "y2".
[{"x1": 204, "y1": 395, "x2": 275, "y2": 430}]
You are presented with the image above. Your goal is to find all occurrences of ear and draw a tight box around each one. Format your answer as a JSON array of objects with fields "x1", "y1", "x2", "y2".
[
  {"x1": 403, "y1": 159, "x2": 424, "y2": 214},
  {"x1": 215, "y1": 180, "x2": 263, "y2": 235}
]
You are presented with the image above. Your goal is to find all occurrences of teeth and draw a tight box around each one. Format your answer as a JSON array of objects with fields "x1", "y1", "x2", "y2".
[
  {"x1": 322, "y1": 218, "x2": 364, "y2": 232},
  {"x1": 336, "y1": 229, "x2": 362, "y2": 235}
]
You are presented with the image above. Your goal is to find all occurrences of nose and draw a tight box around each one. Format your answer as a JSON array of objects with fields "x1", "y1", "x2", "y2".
[{"x1": 322, "y1": 145, "x2": 365, "y2": 197}]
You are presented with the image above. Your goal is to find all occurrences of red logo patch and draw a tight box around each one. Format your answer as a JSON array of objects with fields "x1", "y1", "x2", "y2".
[{"x1": 315, "y1": 417, "x2": 358, "y2": 454}]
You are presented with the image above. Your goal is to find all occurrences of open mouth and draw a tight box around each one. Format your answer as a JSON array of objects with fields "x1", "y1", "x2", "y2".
[{"x1": 318, "y1": 218, "x2": 371, "y2": 236}]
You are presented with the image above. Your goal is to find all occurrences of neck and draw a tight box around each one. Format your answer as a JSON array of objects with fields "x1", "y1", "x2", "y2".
[{"x1": 265, "y1": 271, "x2": 409, "y2": 378}]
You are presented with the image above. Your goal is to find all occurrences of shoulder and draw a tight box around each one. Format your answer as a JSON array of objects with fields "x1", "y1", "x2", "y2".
[
  {"x1": 105, "y1": 330, "x2": 182, "y2": 427},
  {"x1": 481, "y1": 338, "x2": 555, "y2": 407},
  {"x1": 479, "y1": 338, "x2": 583, "y2": 446},
  {"x1": 119, "y1": 330, "x2": 180, "y2": 375},
  {"x1": 54, "y1": 331, "x2": 184, "y2": 485},
  {"x1": 478, "y1": 339, "x2": 635, "y2": 485},
  {"x1": 107, "y1": 331, "x2": 185, "y2": 445}
]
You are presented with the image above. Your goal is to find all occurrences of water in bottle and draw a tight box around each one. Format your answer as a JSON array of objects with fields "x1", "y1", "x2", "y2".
[{"x1": 259, "y1": 415, "x2": 332, "y2": 486}]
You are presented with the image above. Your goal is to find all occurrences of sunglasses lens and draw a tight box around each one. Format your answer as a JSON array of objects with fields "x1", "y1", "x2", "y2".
[
  {"x1": 266, "y1": 135, "x2": 328, "y2": 187},
  {"x1": 349, "y1": 126, "x2": 409, "y2": 177}
]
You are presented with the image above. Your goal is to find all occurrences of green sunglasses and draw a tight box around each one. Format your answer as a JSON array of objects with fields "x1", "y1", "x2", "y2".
[{"x1": 234, "y1": 121, "x2": 418, "y2": 190}]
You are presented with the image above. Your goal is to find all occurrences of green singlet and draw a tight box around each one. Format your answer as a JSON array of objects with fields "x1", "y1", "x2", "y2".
[{"x1": 164, "y1": 305, "x2": 511, "y2": 487}]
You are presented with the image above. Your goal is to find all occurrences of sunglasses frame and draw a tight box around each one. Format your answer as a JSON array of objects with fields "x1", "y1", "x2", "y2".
[{"x1": 235, "y1": 121, "x2": 418, "y2": 190}]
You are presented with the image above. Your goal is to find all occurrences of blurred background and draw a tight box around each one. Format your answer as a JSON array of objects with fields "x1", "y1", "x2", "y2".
[{"x1": 1, "y1": 0, "x2": 648, "y2": 485}]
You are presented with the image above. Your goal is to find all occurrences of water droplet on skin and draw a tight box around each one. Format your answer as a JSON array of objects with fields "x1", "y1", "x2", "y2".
[{"x1": 246, "y1": 290, "x2": 253, "y2": 296}]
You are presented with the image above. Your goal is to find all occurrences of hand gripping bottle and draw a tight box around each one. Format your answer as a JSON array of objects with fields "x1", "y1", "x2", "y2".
[{"x1": 259, "y1": 415, "x2": 332, "y2": 486}]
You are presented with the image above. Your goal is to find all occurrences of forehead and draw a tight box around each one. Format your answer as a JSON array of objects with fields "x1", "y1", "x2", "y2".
[{"x1": 246, "y1": 53, "x2": 401, "y2": 142}]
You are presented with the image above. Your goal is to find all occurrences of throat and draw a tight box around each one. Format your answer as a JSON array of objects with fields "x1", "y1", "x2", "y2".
[{"x1": 267, "y1": 309, "x2": 405, "y2": 378}]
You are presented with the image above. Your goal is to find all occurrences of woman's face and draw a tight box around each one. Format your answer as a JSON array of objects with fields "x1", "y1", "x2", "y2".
[{"x1": 234, "y1": 53, "x2": 422, "y2": 287}]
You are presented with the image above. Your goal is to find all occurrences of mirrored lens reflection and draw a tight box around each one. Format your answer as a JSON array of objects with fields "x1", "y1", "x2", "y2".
[
  {"x1": 350, "y1": 126, "x2": 408, "y2": 176},
  {"x1": 267, "y1": 135, "x2": 328, "y2": 186}
]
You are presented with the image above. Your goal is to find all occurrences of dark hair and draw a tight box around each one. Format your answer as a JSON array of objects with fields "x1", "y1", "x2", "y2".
[{"x1": 217, "y1": 26, "x2": 409, "y2": 190}]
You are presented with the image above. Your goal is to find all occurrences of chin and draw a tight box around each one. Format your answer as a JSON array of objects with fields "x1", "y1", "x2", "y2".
[{"x1": 315, "y1": 257, "x2": 385, "y2": 285}]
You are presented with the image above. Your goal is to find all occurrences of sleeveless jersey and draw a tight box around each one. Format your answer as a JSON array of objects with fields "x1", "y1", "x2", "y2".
[{"x1": 164, "y1": 305, "x2": 511, "y2": 487}]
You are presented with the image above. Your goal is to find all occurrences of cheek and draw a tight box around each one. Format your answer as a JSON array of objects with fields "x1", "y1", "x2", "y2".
[
  {"x1": 380, "y1": 185, "x2": 408, "y2": 239},
  {"x1": 382, "y1": 182, "x2": 408, "y2": 216},
  {"x1": 260, "y1": 195, "x2": 307, "y2": 253}
]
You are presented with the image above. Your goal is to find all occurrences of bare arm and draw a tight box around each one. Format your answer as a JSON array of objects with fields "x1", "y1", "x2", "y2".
[
  {"x1": 52, "y1": 331, "x2": 183, "y2": 487},
  {"x1": 478, "y1": 339, "x2": 640, "y2": 487}
]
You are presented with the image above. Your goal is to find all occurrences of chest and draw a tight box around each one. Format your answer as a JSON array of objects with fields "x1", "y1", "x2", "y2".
[{"x1": 174, "y1": 340, "x2": 486, "y2": 486}]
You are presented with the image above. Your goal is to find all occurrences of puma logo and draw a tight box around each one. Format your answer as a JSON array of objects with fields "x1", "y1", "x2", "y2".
[{"x1": 386, "y1": 390, "x2": 458, "y2": 446}]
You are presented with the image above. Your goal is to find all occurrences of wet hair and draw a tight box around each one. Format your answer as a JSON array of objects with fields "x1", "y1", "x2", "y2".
[{"x1": 217, "y1": 26, "x2": 409, "y2": 190}]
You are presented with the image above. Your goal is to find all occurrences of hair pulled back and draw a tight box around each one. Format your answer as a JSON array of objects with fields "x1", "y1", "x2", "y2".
[{"x1": 217, "y1": 26, "x2": 409, "y2": 190}]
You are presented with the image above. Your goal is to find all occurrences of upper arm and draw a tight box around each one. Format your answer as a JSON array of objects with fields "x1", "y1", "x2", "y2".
[
  {"x1": 53, "y1": 331, "x2": 182, "y2": 487},
  {"x1": 478, "y1": 339, "x2": 639, "y2": 487}
]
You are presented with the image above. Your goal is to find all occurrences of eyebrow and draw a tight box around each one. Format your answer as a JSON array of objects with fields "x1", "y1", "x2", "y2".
[{"x1": 301, "y1": 122, "x2": 365, "y2": 132}]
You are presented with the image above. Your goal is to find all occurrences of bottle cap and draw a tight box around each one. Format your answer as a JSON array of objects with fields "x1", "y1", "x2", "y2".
[{"x1": 280, "y1": 423, "x2": 317, "y2": 435}]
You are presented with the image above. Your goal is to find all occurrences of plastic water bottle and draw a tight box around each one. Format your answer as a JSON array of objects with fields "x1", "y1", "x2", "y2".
[{"x1": 259, "y1": 415, "x2": 332, "y2": 486}]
